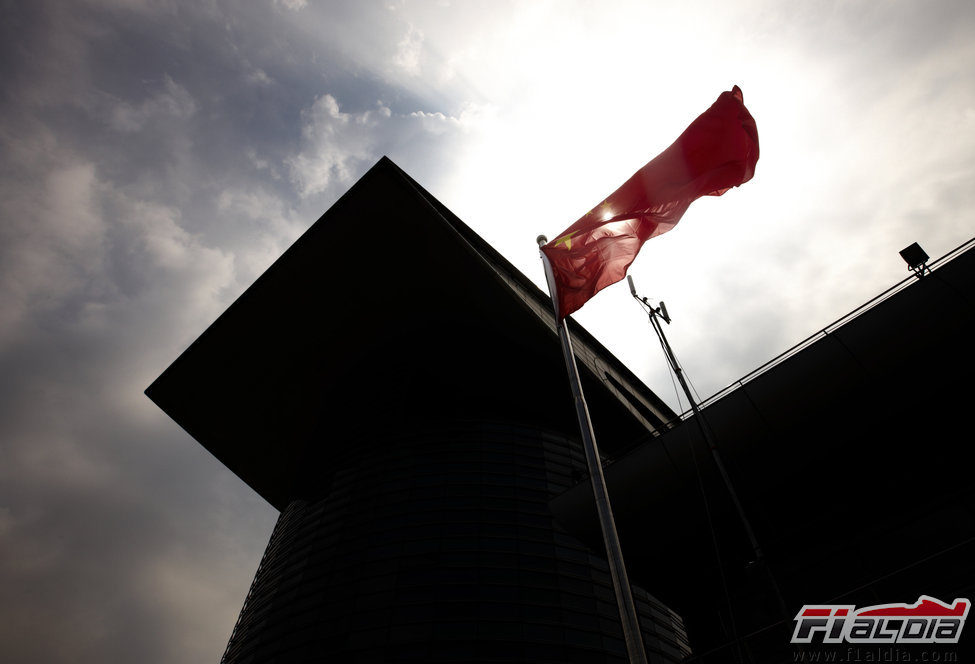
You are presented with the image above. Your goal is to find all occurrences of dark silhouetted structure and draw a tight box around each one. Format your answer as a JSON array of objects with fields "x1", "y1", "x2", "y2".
[
  {"x1": 147, "y1": 157, "x2": 690, "y2": 663},
  {"x1": 553, "y1": 236, "x2": 975, "y2": 661},
  {"x1": 148, "y1": 155, "x2": 975, "y2": 663}
]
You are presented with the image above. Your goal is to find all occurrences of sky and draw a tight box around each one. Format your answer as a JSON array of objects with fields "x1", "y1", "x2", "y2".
[{"x1": 1, "y1": 1, "x2": 973, "y2": 662}]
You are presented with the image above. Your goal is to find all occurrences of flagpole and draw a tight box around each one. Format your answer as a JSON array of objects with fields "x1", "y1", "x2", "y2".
[
  {"x1": 537, "y1": 236, "x2": 648, "y2": 664},
  {"x1": 627, "y1": 279, "x2": 788, "y2": 619}
]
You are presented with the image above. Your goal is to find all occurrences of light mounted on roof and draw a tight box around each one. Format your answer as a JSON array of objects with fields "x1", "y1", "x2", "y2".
[{"x1": 900, "y1": 242, "x2": 930, "y2": 279}]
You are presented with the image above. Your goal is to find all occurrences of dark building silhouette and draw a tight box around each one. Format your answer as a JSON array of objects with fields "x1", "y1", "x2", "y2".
[
  {"x1": 146, "y1": 157, "x2": 690, "y2": 663},
  {"x1": 553, "y1": 235, "x2": 975, "y2": 661},
  {"x1": 148, "y1": 155, "x2": 975, "y2": 662}
]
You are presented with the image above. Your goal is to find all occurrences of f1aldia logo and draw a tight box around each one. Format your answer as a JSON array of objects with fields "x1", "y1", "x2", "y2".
[{"x1": 791, "y1": 596, "x2": 970, "y2": 644}]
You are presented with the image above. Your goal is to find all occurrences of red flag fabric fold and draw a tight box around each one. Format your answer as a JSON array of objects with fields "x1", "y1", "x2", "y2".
[{"x1": 541, "y1": 85, "x2": 759, "y2": 319}]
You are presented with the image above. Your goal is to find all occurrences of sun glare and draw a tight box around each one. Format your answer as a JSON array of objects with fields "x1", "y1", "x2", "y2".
[{"x1": 437, "y1": 2, "x2": 737, "y2": 272}]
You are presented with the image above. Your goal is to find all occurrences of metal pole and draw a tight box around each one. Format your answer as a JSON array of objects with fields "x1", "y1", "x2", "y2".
[
  {"x1": 642, "y1": 298, "x2": 788, "y2": 618},
  {"x1": 537, "y1": 236, "x2": 648, "y2": 664}
]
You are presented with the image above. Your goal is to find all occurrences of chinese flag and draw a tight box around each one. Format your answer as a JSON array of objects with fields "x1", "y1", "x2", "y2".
[{"x1": 541, "y1": 85, "x2": 759, "y2": 319}]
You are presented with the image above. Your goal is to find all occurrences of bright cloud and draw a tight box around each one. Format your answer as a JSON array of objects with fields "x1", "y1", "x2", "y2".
[{"x1": 287, "y1": 95, "x2": 392, "y2": 197}]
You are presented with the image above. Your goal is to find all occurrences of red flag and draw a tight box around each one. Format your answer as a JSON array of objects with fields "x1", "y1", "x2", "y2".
[{"x1": 541, "y1": 85, "x2": 759, "y2": 319}]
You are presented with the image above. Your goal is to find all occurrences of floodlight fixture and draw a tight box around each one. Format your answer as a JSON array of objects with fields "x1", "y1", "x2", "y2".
[{"x1": 900, "y1": 242, "x2": 930, "y2": 279}]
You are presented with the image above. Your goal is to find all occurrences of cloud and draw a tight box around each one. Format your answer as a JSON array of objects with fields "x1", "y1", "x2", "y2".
[
  {"x1": 245, "y1": 67, "x2": 273, "y2": 86},
  {"x1": 0, "y1": 141, "x2": 261, "y2": 663},
  {"x1": 0, "y1": 8, "x2": 280, "y2": 660},
  {"x1": 274, "y1": 0, "x2": 308, "y2": 11},
  {"x1": 286, "y1": 92, "x2": 482, "y2": 199},
  {"x1": 393, "y1": 23, "x2": 424, "y2": 75},
  {"x1": 287, "y1": 95, "x2": 391, "y2": 197}
]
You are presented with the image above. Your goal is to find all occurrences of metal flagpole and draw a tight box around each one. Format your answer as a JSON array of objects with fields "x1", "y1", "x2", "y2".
[
  {"x1": 626, "y1": 276, "x2": 788, "y2": 618},
  {"x1": 536, "y1": 236, "x2": 648, "y2": 664}
]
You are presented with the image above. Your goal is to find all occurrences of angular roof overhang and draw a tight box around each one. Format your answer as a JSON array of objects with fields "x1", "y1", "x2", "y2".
[{"x1": 146, "y1": 157, "x2": 676, "y2": 510}]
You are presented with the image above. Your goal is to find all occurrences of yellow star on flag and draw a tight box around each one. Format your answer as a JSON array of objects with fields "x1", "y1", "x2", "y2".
[{"x1": 553, "y1": 231, "x2": 579, "y2": 250}]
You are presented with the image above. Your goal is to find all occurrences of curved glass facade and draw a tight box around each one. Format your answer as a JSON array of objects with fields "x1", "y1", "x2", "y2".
[{"x1": 222, "y1": 422, "x2": 690, "y2": 663}]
